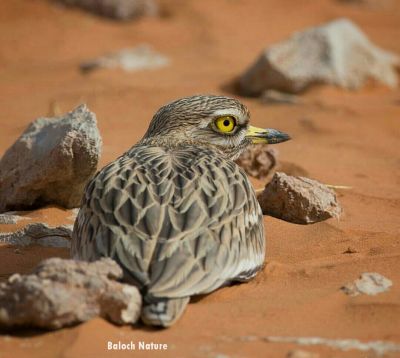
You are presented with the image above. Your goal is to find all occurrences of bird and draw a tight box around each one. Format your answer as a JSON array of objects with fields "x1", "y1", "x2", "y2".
[{"x1": 71, "y1": 95, "x2": 290, "y2": 327}]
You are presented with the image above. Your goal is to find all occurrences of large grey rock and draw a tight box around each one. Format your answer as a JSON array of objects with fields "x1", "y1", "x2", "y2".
[
  {"x1": 341, "y1": 272, "x2": 392, "y2": 296},
  {"x1": 0, "y1": 258, "x2": 142, "y2": 329},
  {"x1": 258, "y1": 172, "x2": 341, "y2": 224},
  {"x1": 235, "y1": 144, "x2": 278, "y2": 181},
  {"x1": 239, "y1": 18, "x2": 400, "y2": 95},
  {"x1": 0, "y1": 105, "x2": 102, "y2": 213},
  {"x1": 0, "y1": 223, "x2": 72, "y2": 248},
  {"x1": 57, "y1": 0, "x2": 158, "y2": 20}
]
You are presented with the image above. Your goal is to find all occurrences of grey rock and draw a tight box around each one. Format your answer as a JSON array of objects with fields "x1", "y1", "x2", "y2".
[
  {"x1": 57, "y1": 0, "x2": 158, "y2": 20},
  {"x1": 0, "y1": 258, "x2": 142, "y2": 329},
  {"x1": 341, "y1": 272, "x2": 392, "y2": 296},
  {"x1": 235, "y1": 144, "x2": 278, "y2": 181},
  {"x1": 0, "y1": 223, "x2": 72, "y2": 248},
  {"x1": 0, "y1": 104, "x2": 102, "y2": 213},
  {"x1": 258, "y1": 172, "x2": 342, "y2": 224},
  {"x1": 80, "y1": 45, "x2": 169, "y2": 73},
  {"x1": 239, "y1": 18, "x2": 400, "y2": 95}
]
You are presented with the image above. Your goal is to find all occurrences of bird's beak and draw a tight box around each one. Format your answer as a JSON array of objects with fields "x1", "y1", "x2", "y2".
[{"x1": 246, "y1": 126, "x2": 291, "y2": 144}]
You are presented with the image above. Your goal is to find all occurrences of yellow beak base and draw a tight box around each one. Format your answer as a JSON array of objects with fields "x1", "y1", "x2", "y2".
[{"x1": 245, "y1": 126, "x2": 291, "y2": 144}]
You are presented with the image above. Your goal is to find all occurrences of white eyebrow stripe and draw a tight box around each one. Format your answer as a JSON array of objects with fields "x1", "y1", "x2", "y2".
[{"x1": 212, "y1": 108, "x2": 243, "y2": 120}]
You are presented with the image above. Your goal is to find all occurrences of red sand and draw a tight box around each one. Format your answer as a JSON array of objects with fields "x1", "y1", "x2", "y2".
[{"x1": 0, "y1": 0, "x2": 399, "y2": 357}]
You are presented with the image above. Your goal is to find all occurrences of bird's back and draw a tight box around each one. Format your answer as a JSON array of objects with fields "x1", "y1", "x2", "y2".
[{"x1": 72, "y1": 143, "x2": 265, "y2": 302}]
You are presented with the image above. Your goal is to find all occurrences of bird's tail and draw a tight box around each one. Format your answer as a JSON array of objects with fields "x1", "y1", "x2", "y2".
[{"x1": 141, "y1": 296, "x2": 190, "y2": 327}]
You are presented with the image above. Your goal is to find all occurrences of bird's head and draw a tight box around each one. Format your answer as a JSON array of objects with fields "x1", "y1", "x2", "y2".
[{"x1": 142, "y1": 95, "x2": 290, "y2": 160}]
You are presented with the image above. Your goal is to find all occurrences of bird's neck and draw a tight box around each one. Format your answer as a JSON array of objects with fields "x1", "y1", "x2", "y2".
[
  {"x1": 137, "y1": 135, "x2": 248, "y2": 161},
  {"x1": 138, "y1": 135, "x2": 198, "y2": 147}
]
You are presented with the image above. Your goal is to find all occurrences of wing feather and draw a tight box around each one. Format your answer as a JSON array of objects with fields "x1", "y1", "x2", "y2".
[{"x1": 71, "y1": 144, "x2": 265, "y2": 296}]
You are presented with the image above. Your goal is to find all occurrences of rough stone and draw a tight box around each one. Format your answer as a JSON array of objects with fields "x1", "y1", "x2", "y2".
[
  {"x1": 57, "y1": 0, "x2": 158, "y2": 20},
  {"x1": 257, "y1": 172, "x2": 342, "y2": 224},
  {"x1": 0, "y1": 223, "x2": 72, "y2": 248},
  {"x1": 0, "y1": 104, "x2": 102, "y2": 213},
  {"x1": 80, "y1": 45, "x2": 169, "y2": 73},
  {"x1": 0, "y1": 258, "x2": 142, "y2": 329},
  {"x1": 341, "y1": 272, "x2": 392, "y2": 296},
  {"x1": 235, "y1": 144, "x2": 278, "y2": 181},
  {"x1": 239, "y1": 18, "x2": 400, "y2": 95}
]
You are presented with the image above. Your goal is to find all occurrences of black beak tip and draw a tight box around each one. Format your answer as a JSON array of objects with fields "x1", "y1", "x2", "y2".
[
  {"x1": 281, "y1": 133, "x2": 291, "y2": 142},
  {"x1": 269, "y1": 130, "x2": 291, "y2": 144}
]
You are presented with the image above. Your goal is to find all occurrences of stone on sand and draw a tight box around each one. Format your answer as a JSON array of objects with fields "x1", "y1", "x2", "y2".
[
  {"x1": 80, "y1": 45, "x2": 169, "y2": 73},
  {"x1": 235, "y1": 144, "x2": 278, "y2": 181},
  {"x1": 239, "y1": 18, "x2": 400, "y2": 95},
  {"x1": 57, "y1": 0, "x2": 158, "y2": 20},
  {"x1": 0, "y1": 223, "x2": 72, "y2": 248},
  {"x1": 0, "y1": 258, "x2": 142, "y2": 329},
  {"x1": 0, "y1": 104, "x2": 102, "y2": 213},
  {"x1": 341, "y1": 272, "x2": 392, "y2": 296},
  {"x1": 258, "y1": 172, "x2": 341, "y2": 224}
]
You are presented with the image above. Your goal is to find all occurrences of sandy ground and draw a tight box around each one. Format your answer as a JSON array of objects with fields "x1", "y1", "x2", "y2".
[{"x1": 0, "y1": 0, "x2": 400, "y2": 357}]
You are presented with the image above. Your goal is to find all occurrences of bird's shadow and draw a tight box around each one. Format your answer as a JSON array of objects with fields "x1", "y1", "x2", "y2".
[{"x1": 0, "y1": 325, "x2": 75, "y2": 338}]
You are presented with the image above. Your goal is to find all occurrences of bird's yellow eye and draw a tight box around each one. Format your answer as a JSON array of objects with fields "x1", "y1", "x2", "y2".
[{"x1": 214, "y1": 116, "x2": 236, "y2": 133}]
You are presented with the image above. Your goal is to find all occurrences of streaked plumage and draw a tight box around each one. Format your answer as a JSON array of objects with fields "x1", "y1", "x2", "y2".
[{"x1": 71, "y1": 95, "x2": 289, "y2": 327}]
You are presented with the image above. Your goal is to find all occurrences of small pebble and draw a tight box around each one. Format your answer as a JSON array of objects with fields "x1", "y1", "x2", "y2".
[{"x1": 341, "y1": 272, "x2": 392, "y2": 296}]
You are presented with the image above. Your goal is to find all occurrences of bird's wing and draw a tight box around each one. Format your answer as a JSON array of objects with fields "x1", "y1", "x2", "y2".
[{"x1": 72, "y1": 145, "x2": 265, "y2": 298}]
